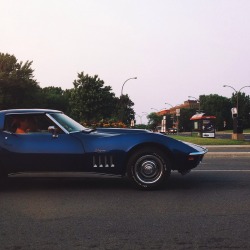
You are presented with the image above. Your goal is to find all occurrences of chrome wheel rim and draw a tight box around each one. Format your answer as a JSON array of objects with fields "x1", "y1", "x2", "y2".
[{"x1": 134, "y1": 155, "x2": 164, "y2": 185}]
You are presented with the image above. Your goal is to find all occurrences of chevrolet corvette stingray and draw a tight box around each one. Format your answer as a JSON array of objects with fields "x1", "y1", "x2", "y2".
[{"x1": 0, "y1": 109, "x2": 207, "y2": 189}]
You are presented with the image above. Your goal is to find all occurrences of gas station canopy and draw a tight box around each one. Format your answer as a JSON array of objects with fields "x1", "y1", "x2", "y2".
[{"x1": 190, "y1": 113, "x2": 216, "y2": 121}]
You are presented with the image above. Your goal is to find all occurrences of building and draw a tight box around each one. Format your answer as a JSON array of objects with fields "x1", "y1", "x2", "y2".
[
  {"x1": 155, "y1": 100, "x2": 199, "y2": 116},
  {"x1": 152, "y1": 100, "x2": 199, "y2": 132}
]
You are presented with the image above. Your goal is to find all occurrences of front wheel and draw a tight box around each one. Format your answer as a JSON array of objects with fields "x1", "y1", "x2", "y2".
[
  {"x1": 127, "y1": 147, "x2": 171, "y2": 190},
  {"x1": 0, "y1": 169, "x2": 8, "y2": 190}
]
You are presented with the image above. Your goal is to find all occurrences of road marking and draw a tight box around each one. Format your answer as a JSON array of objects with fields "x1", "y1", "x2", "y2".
[
  {"x1": 207, "y1": 152, "x2": 250, "y2": 154},
  {"x1": 193, "y1": 170, "x2": 250, "y2": 172},
  {"x1": 205, "y1": 145, "x2": 250, "y2": 148}
]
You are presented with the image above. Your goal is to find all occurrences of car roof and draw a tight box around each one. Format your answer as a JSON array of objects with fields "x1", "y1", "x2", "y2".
[{"x1": 0, "y1": 109, "x2": 62, "y2": 130}]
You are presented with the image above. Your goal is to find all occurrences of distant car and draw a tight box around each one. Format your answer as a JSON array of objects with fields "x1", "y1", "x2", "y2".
[
  {"x1": 167, "y1": 128, "x2": 177, "y2": 134},
  {"x1": 0, "y1": 109, "x2": 207, "y2": 190}
]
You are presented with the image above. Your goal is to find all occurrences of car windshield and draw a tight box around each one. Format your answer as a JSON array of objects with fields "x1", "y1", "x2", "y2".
[{"x1": 48, "y1": 113, "x2": 87, "y2": 133}]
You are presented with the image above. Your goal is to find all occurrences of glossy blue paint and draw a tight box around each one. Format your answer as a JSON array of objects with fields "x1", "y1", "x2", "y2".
[{"x1": 0, "y1": 109, "x2": 207, "y2": 188}]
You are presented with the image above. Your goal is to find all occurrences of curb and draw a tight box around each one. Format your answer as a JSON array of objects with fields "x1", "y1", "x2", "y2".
[
  {"x1": 204, "y1": 145, "x2": 250, "y2": 158},
  {"x1": 205, "y1": 152, "x2": 250, "y2": 158},
  {"x1": 205, "y1": 145, "x2": 250, "y2": 148}
]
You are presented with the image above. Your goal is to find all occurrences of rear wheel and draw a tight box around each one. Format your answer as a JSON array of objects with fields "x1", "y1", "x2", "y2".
[{"x1": 127, "y1": 147, "x2": 171, "y2": 190}]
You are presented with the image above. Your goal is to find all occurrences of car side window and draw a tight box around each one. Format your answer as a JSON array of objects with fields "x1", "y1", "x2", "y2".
[
  {"x1": 4, "y1": 115, "x2": 18, "y2": 133},
  {"x1": 4, "y1": 114, "x2": 63, "y2": 134}
]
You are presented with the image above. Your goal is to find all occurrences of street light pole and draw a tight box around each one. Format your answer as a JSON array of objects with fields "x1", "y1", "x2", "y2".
[
  {"x1": 150, "y1": 108, "x2": 159, "y2": 112},
  {"x1": 135, "y1": 114, "x2": 143, "y2": 124},
  {"x1": 223, "y1": 85, "x2": 250, "y2": 116},
  {"x1": 223, "y1": 84, "x2": 250, "y2": 140},
  {"x1": 188, "y1": 96, "x2": 201, "y2": 113},
  {"x1": 121, "y1": 77, "x2": 137, "y2": 96},
  {"x1": 165, "y1": 102, "x2": 173, "y2": 108}
]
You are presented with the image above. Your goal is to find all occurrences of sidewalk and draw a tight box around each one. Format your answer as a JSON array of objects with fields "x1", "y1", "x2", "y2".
[{"x1": 204, "y1": 145, "x2": 250, "y2": 158}]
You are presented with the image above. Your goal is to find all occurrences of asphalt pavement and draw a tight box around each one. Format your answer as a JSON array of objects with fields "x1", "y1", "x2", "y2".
[{"x1": 1, "y1": 158, "x2": 250, "y2": 250}]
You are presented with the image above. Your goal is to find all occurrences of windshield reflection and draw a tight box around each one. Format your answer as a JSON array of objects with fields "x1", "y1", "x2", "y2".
[{"x1": 49, "y1": 113, "x2": 87, "y2": 133}]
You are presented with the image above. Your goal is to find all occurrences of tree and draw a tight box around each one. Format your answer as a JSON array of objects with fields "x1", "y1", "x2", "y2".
[
  {"x1": 178, "y1": 108, "x2": 197, "y2": 132},
  {"x1": 41, "y1": 86, "x2": 69, "y2": 112},
  {"x1": 116, "y1": 94, "x2": 135, "y2": 125},
  {"x1": 0, "y1": 53, "x2": 41, "y2": 109},
  {"x1": 232, "y1": 92, "x2": 250, "y2": 129},
  {"x1": 69, "y1": 72, "x2": 117, "y2": 122},
  {"x1": 147, "y1": 112, "x2": 163, "y2": 131},
  {"x1": 199, "y1": 94, "x2": 232, "y2": 130}
]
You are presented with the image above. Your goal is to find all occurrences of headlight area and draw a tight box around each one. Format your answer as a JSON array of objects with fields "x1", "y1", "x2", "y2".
[
  {"x1": 187, "y1": 154, "x2": 204, "y2": 165},
  {"x1": 176, "y1": 149, "x2": 208, "y2": 175},
  {"x1": 188, "y1": 149, "x2": 208, "y2": 165}
]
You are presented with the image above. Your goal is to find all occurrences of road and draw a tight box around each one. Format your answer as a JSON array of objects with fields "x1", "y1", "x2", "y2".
[
  {"x1": 0, "y1": 157, "x2": 250, "y2": 250},
  {"x1": 215, "y1": 133, "x2": 250, "y2": 141}
]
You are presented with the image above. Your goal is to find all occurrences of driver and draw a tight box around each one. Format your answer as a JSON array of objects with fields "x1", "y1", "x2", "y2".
[{"x1": 15, "y1": 116, "x2": 37, "y2": 134}]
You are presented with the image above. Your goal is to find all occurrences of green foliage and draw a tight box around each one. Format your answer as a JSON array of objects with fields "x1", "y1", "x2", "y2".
[
  {"x1": 200, "y1": 94, "x2": 232, "y2": 130},
  {"x1": 178, "y1": 108, "x2": 197, "y2": 131},
  {"x1": 41, "y1": 87, "x2": 69, "y2": 112},
  {"x1": 169, "y1": 135, "x2": 250, "y2": 145},
  {"x1": 81, "y1": 120, "x2": 127, "y2": 128},
  {"x1": 134, "y1": 124, "x2": 148, "y2": 129},
  {"x1": 0, "y1": 52, "x2": 136, "y2": 124},
  {"x1": 0, "y1": 53, "x2": 41, "y2": 109},
  {"x1": 69, "y1": 72, "x2": 117, "y2": 122},
  {"x1": 235, "y1": 92, "x2": 250, "y2": 129},
  {"x1": 116, "y1": 94, "x2": 135, "y2": 125},
  {"x1": 147, "y1": 112, "x2": 163, "y2": 131}
]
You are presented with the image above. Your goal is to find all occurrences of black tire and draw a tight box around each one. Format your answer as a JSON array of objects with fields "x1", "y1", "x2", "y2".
[
  {"x1": 127, "y1": 147, "x2": 171, "y2": 190},
  {"x1": 0, "y1": 169, "x2": 8, "y2": 190},
  {"x1": 0, "y1": 169, "x2": 8, "y2": 178}
]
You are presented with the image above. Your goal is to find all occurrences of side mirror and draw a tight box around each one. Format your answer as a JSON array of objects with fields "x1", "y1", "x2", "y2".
[{"x1": 48, "y1": 126, "x2": 58, "y2": 138}]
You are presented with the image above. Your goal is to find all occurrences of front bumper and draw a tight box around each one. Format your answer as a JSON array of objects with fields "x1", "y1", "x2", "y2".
[{"x1": 187, "y1": 147, "x2": 208, "y2": 169}]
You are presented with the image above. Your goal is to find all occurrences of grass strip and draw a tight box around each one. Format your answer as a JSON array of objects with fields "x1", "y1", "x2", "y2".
[{"x1": 168, "y1": 135, "x2": 250, "y2": 145}]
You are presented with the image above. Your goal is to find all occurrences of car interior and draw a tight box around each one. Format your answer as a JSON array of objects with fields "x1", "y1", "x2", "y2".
[{"x1": 4, "y1": 114, "x2": 61, "y2": 134}]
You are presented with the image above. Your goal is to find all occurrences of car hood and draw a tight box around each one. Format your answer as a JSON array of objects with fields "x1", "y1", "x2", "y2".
[{"x1": 181, "y1": 140, "x2": 208, "y2": 153}]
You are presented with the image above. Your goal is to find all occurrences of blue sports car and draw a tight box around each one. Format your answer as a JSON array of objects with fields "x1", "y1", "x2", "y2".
[{"x1": 0, "y1": 109, "x2": 207, "y2": 190}]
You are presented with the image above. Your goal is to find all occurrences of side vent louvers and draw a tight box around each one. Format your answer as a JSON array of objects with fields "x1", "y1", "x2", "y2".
[{"x1": 93, "y1": 155, "x2": 115, "y2": 168}]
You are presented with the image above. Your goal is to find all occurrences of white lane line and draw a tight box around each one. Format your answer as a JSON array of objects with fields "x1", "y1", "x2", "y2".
[
  {"x1": 207, "y1": 152, "x2": 250, "y2": 154},
  {"x1": 193, "y1": 170, "x2": 250, "y2": 172},
  {"x1": 205, "y1": 145, "x2": 250, "y2": 148}
]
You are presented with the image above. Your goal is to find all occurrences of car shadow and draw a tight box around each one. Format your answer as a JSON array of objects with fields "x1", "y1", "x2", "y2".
[
  {"x1": 0, "y1": 171, "x2": 243, "y2": 192},
  {"x1": 1, "y1": 173, "x2": 133, "y2": 192},
  {"x1": 165, "y1": 171, "x2": 248, "y2": 191}
]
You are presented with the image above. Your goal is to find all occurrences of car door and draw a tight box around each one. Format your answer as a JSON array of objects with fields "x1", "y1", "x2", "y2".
[{"x1": 1, "y1": 131, "x2": 85, "y2": 173}]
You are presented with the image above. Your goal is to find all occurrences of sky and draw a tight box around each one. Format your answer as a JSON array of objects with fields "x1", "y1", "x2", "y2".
[{"x1": 1, "y1": 0, "x2": 250, "y2": 123}]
